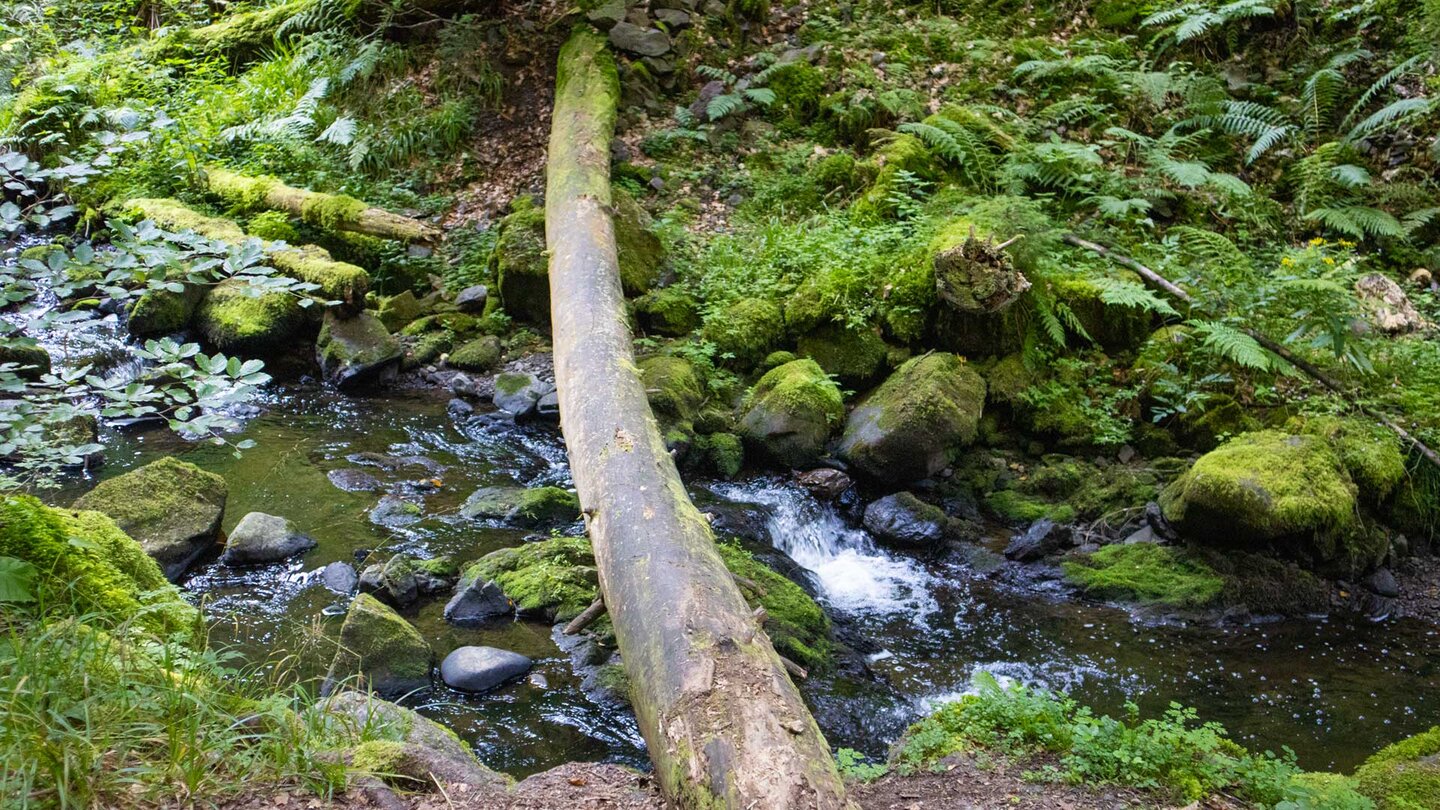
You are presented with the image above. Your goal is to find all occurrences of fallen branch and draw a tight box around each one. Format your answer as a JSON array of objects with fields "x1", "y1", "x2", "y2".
[
  {"x1": 562, "y1": 597, "x2": 606, "y2": 635},
  {"x1": 545, "y1": 27, "x2": 851, "y2": 809},
  {"x1": 205, "y1": 168, "x2": 441, "y2": 244},
  {"x1": 1064, "y1": 232, "x2": 1440, "y2": 472}
]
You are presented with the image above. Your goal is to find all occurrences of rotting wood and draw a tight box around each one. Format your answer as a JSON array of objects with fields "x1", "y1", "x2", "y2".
[
  {"x1": 205, "y1": 167, "x2": 441, "y2": 244},
  {"x1": 562, "y1": 598, "x2": 607, "y2": 635},
  {"x1": 544, "y1": 26, "x2": 853, "y2": 810}
]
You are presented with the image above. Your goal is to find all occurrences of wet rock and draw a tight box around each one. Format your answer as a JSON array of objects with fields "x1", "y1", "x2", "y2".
[
  {"x1": 453, "y1": 284, "x2": 489, "y2": 314},
  {"x1": 377, "y1": 289, "x2": 425, "y2": 331},
  {"x1": 449, "y1": 372, "x2": 483, "y2": 400},
  {"x1": 1145, "y1": 501, "x2": 1178, "y2": 541},
  {"x1": 322, "y1": 561, "x2": 359, "y2": 593},
  {"x1": 738, "y1": 359, "x2": 844, "y2": 468},
  {"x1": 447, "y1": 397, "x2": 475, "y2": 420},
  {"x1": 71, "y1": 456, "x2": 228, "y2": 582},
  {"x1": 1365, "y1": 567, "x2": 1399, "y2": 598},
  {"x1": 322, "y1": 594, "x2": 432, "y2": 697},
  {"x1": 444, "y1": 577, "x2": 513, "y2": 624},
  {"x1": 460, "y1": 485, "x2": 579, "y2": 528},
  {"x1": 412, "y1": 556, "x2": 458, "y2": 595},
  {"x1": 701, "y1": 501, "x2": 772, "y2": 546},
  {"x1": 1004, "y1": 518, "x2": 1070, "y2": 562},
  {"x1": 837, "y1": 353, "x2": 986, "y2": 482},
  {"x1": 317, "y1": 311, "x2": 403, "y2": 390},
  {"x1": 537, "y1": 391, "x2": 561, "y2": 421},
  {"x1": 221, "y1": 512, "x2": 315, "y2": 565},
  {"x1": 654, "y1": 8, "x2": 691, "y2": 27},
  {"x1": 328, "y1": 468, "x2": 385, "y2": 493},
  {"x1": 492, "y1": 372, "x2": 551, "y2": 418},
  {"x1": 440, "y1": 646, "x2": 532, "y2": 693},
  {"x1": 795, "y1": 468, "x2": 852, "y2": 501},
  {"x1": 608, "y1": 22, "x2": 671, "y2": 57},
  {"x1": 863, "y1": 492, "x2": 948, "y2": 548},
  {"x1": 369, "y1": 494, "x2": 423, "y2": 528},
  {"x1": 359, "y1": 556, "x2": 420, "y2": 608}
]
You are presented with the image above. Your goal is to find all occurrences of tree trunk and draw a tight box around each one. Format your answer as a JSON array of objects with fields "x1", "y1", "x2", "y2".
[
  {"x1": 205, "y1": 167, "x2": 441, "y2": 244},
  {"x1": 544, "y1": 28, "x2": 853, "y2": 810}
]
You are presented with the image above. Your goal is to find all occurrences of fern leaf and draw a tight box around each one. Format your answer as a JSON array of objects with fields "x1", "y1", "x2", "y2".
[
  {"x1": 1346, "y1": 97, "x2": 1432, "y2": 143},
  {"x1": 1189, "y1": 320, "x2": 1276, "y2": 370},
  {"x1": 1094, "y1": 278, "x2": 1180, "y2": 316}
]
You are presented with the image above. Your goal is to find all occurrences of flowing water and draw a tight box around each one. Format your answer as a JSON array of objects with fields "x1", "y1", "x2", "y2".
[{"x1": 47, "y1": 384, "x2": 1440, "y2": 777}]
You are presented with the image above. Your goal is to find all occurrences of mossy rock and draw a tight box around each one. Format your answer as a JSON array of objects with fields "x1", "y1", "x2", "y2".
[
  {"x1": 1355, "y1": 726, "x2": 1440, "y2": 809},
  {"x1": 1051, "y1": 274, "x2": 1157, "y2": 354},
  {"x1": 639, "y1": 355, "x2": 704, "y2": 425},
  {"x1": 196, "y1": 278, "x2": 307, "y2": 356},
  {"x1": 403, "y1": 331, "x2": 452, "y2": 370},
  {"x1": 766, "y1": 61, "x2": 826, "y2": 127},
  {"x1": 838, "y1": 352, "x2": 986, "y2": 481},
  {"x1": 739, "y1": 359, "x2": 844, "y2": 468},
  {"x1": 493, "y1": 202, "x2": 549, "y2": 326},
  {"x1": 127, "y1": 285, "x2": 206, "y2": 338},
  {"x1": 460, "y1": 486, "x2": 579, "y2": 528},
  {"x1": 852, "y1": 133, "x2": 939, "y2": 221},
  {"x1": 702, "y1": 298, "x2": 786, "y2": 369},
  {"x1": 633, "y1": 286, "x2": 701, "y2": 336},
  {"x1": 448, "y1": 335, "x2": 503, "y2": 372},
  {"x1": 0, "y1": 341, "x2": 52, "y2": 381},
  {"x1": 1293, "y1": 415, "x2": 1407, "y2": 505},
  {"x1": 0, "y1": 494, "x2": 199, "y2": 637},
  {"x1": 795, "y1": 323, "x2": 888, "y2": 387},
  {"x1": 377, "y1": 290, "x2": 426, "y2": 332},
  {"x1": 401, "y1": 312, "x2": 483, "y2": 339},
  {"x1": 614, "y1": 186, "x2": 665, "y2": 296},
  {"x1": 1062, "y1": 543, "x2": 1224, "y2": 608},
  {"x1": 984, "y1": 489, "x2": 1076, "y2": 524},
  {"x1": 324, "y1": 593, "x2": 433, "y2": 697},
  {"x1": 689, "y1": 432, "x2": 744, "y2": 478},
  {"x1": 983, "y1": 353, "x2": 1032, "y2": 406},
  {"x1": 1175, "y1": 394, "x2": 1260, "y2": 452},
  {"x1": 1160, "y1": 431, "x2": 1380, "y2": 572},
  {"x1": 1009, "y1": 456, "x2": 1160, "y2": 522},
  {"x1": 1195, "y1": 549, "x2": 1332, "y2": 616},
  {"x1": 316, "y1": 310, "x2": 402, "y2": 390},
  {"x1": 714, "y1": 541, "x2": 832, "y2": 669},
  {"x1": 71, "y1": 456, "x2": 228, "y2": 581}
]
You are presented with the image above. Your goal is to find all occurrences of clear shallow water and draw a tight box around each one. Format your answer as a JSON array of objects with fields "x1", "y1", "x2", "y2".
[{"x1": 49, "y1": 385, "x2": 1440, "y2": 776}]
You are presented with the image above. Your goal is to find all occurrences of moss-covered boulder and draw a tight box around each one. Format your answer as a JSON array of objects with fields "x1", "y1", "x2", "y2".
[
  {"x1": 852, "y1": 133, "x2": 939, "y2": 221},
  {"x1": 1063, "y1": 543, "x2": 1224, "y2": 608},
  {"x1": 983, "y1": 353, "x2": 1032, "y2": 406},
  {"x1": 71, "y1": 456, "x2": 228, "y2": 581},
  {"x1": 614, "y1": 186, "x2": 665, "y2": 296},
  {"x1": 324, "y1": 593, "x2": 433, "y2": 697},
  {"x1": 376, "y1": 289, "x2": 426, "y2": 331},
  {"x1": 1052, "y1": 273, "x2": 1157, "y2": 353},
  {"x1": 196, "y1": 278, "x2": 306, "y2": 356},
  {"x1": 460, "y1": 486, "x2": 579, "y2": 528},
  {"x1": 796, "y1": 323, "x2": 888, "y2": 387},
  {"x1": 127, "y1": 285, "x2": 205, "y2": 338},
  {"x1": 1293, "y1": 415, "x2": 1407, "y2": 506},
  {"x1": 448, "y1": 335, "x2": 502, "y2": 372},
  {"x1": 639, "y1": 355, "x2": 703, "y2": 426},
  {"x1": 702, "y1": 299, "x2": 786, "y2": 369},
  {"x1": 838, "y1": 353, "x2": 986, "y2": 481},
  {"x1": 714, "y1": 541, "x2": 832, "y2": 668},
  {"x1": 633, "y1": 286, "x2": 701, "y2": 335},
  {"x1": 316, "y1": 310, "x2": 402, "y2": 389},
  {"x1": 0, "y1": 495, "x2": 199, "y2": 636},
  {"x1": 1160, "y1": 431, "x2": 1381, "y2": 572},
  {"x1": 689, "y1": 431, "x2": 745, "y2": 478},
  {"x1": 1355, "y1": 726, "x2": 1440, "y2": 809},
  {"x1": 0, "y1": 341, "x2": 51, "y2": 381},
  {"x1": 493, "y1": 201, "x2": 548, "y2": 325},
  {"x1": 738, "y1": 359, "x2": 844, "y2": 468},
  {"x1": 320, "y1": 692, "x2": 510, "y2": 790}
]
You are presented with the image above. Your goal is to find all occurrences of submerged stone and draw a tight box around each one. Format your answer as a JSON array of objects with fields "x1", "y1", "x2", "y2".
[{"x1": 71, "y1": 456, "x2": 228, "y2": 581}]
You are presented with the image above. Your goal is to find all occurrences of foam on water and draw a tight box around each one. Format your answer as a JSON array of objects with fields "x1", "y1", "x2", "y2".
[{"x1": 711, "y1": 480, "x2": 937, "y2": 618}]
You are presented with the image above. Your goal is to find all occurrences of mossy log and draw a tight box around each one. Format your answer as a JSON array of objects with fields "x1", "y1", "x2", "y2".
[
  {"x1": 122, "y1": 198, "x2": 370, "y2": 306},
  {"x1": 544, "y1": 28, "x2": 852, "y2": 809},
  {"x1": 204, "y1": 167, "x2": 440, "y2": 244}
]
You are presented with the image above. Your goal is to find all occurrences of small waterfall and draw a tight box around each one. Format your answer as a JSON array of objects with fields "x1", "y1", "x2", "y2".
[{"x1": 711, "y1": 480, "x2": 937, "y2": 619}]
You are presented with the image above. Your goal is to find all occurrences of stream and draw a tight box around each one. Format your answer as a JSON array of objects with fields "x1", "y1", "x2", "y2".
[{"x1": 47, "y1": 381, "x2": 1440, "y2": 776}]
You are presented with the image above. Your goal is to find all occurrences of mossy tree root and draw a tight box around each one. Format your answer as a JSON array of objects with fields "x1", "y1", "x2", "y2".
[
  {"x1": 204, "y1": 167, "x2": 441, "y2": 244},
  {"x1": 544, "y1": 27, "x2": 853, "y2": 810}
]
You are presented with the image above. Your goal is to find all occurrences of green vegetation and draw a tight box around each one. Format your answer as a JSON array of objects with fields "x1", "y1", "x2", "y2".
[
  {"x1": 1063, "y1": 543, "x2": 1225, "y2": 608},
  {"x1": 1355, "y1": 726, "x2": 1440, "y2": 809}
]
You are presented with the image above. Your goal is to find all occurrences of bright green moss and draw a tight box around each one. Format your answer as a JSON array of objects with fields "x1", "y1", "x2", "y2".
[
  {"x1": 245, "y1": 211, "x2": 300, "y2": 242},
  {"x1": 328, "y1": 593, "x2": 432, "y2": 694},
  {"x1": 767, "y1": 62, "x2": 826, "y2": 127},
  {"x1": 1063, "y1": 544, "x2": 1224, "y2": 608},
  {"x1": 0, "y1": 495, "x2": 198, "y2": 637},
  {"x1": 1294, "y1": 415, "x2": 1407, "y2": 504},
  {"x1": 448, "y1": 336, "x2": 502, "y2": 371},
  {"x1": 639, "y1": 355, "x2": 704, "y2": 424},
  {"x1": 613, "y1": 186, "x2": 665, "y2": 296},
  {"x1": 460, "y1": 486, "x2": 579, "y2": 526},
  {"x1": 127, "y1": 287, "x2": 202, "y2": 337},
  {"x1": 1051, "y1": 274, "x2": 1156, "y2": 354},
  {"x1": 715, "y1": 541, "x2": 832, "y2": 669},
  {"x1": 634, "y1": 286, "x2": 701, "y2": 336},
  {"x1": 461, "y1": 537, "x2": 599, "y2": 622},
  {"x1": 299, "y1": 194, "x2": 369, "y2": 232},
  {"x1": 700, "y1": 432, "x2": 744, "y2": 478},
  {"x1": 796, "y1": 323, "x2": 888, "y2": 386},
  {"x1": 1355, "y1": 726, "x2": 1440, "y2": 809},
  {"x1": 739, "y1": 358, "x2": 844, "y2": 467},
  {"x1": 401, "y1": 312, "x2": 481, "y2": 338},
  {"x1": 72, "y1": 457, "x2": 226, "y2": 540},
  {"x1": 984, "y1": 353, "x2": 1032, "y2": 406},
  {"x1": 811, "y1": 152, "x2": 865, "y2": 195},
  {"x1": 702, "y1": 298, "x2": 786, "y2": 368},
  {"x1": 377, "y1": 290, "x2": 426, "y2": 331},
  {"x1": 880, "y1": 259, "x2": 937, "y2": 344},
  {"x1": 984, "y1": 489, "x2": 1077, "y2": 524},
  {"x1": 494, "y1": 201, "x2": 549, "y2": 325},
  {"x1": 853, "y1": 133, "x2": 939, "y2": 221},
  {"x1": 124, "y1": 198, "x2": 247, "y2": 241},
  {"x1": 197, "y1": 278, "x2": 306, "y2": 356},
  {"x1": 350, "y1": 739, "x2": 409, "y2": 778}
]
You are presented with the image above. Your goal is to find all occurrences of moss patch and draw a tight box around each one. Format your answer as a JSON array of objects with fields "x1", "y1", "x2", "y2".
[
  {"x1": 702, "y1": 298, "x2": 786, "y2": 369},
  {"x1": 196, "y1": 278, "x2": 306, "y2": 356},
  {"x1": 448, "y1": 335, "x2": 502, "y2": 372},
  {"x1": 634, "y1": 286, "x2": 701, "y2": 336},
  {"x1": 796, "y1": 323, "x2": 888, "y2": 387},
  {"x1": 460, "y1": 486, "x2": 579, "y2": 527},
  {"x1": 1063, "y1": 543, "x2": 1224, "y2": 608},
  {"x1": 460, "y1": 537, "x2": 599, "y2": 623},
  {"x1": 493, "y1": 202, "x2": 549, "y2": 325},
  {"x1": 1355, "y1": 726, "x2": 1440, "y2": 809},
  {"x1": 614, "y1": 186, "x2": 665, "y2": 296},
  {"x1": 327, "y1": 593, "x2": 432, "y2": 696},
  {"x1": 739, "y1": 358, "x2": 844, "y2": 467}
]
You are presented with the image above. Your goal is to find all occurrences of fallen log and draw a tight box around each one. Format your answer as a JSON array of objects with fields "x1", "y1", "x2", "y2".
[
  {"x1": 205, "y1": 168, "x2": 441, "y2": 244},
  {"x1": 562, "y1": 597, "x2": 606, "y2": 635},
  {"x1": 1063, "y1": 232, "x2": 1440, "y2": 472},
  {"x1": 545, "y1": 27, "x2": 852, "y2": 809},
  {"x1": 123, "y1": 198, "x2": 370, "y2": 306}
]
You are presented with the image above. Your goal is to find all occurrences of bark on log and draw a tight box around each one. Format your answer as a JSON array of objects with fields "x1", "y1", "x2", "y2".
[
  {"x1": 205, "y1": 167, "x2": 441, "y2": 244},
  {"x1": 1064, "y1": 231, "x2": 1440, "y2": 472},
  {"x1": 545, "y1": 28, "x2": 852, "y2": 810}
]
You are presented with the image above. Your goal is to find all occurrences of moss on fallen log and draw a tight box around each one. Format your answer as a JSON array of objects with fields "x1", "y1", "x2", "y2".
[{"x1": 205, "y1": 167, "x2": 440, "y2": 244}]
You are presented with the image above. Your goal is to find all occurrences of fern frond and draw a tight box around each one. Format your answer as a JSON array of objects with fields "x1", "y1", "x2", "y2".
[
  {"x1": 1093, "y1": 278, "x2": 1180, "y2": 316},
  {"x1": 1345, "y1": 97, "x2": 1432, "y2": 143},
  {"x1": 1188, "y1": 320, "x2": 1277, "y2": 370},
  {"x1": 1342, "y1": 54, "x2": 1425, "y2": 129}
]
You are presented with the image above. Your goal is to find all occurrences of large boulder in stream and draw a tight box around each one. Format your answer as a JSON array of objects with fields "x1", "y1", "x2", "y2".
[
  {"x1": 440, "y1": 646, "x2": 532, "y2": 693},
  {"x1": 323, "y1": 593, "x2": 433, "y2": 697},
  {"x1": 738, "y1": 359, "x2": 844, "y2": 468},
  {"x1": 837, "y1": 352, "x2": 986, "y2": 482},
  {"x1": 1160, "y1": 431, "x2": 1383, "y2": 572},
  {"x1": 863, "y1": 492, "x2": 949, "y2": 549},
  {"x1": 196, "y1": 278, "x2": 306, "y2": 356},
  {"x1": 461, "y1": 485, "x2": 579, "y2": 528},
  {"x1": 71, "y1": 456, "x2": 228, "y2": 581},
  {"x1": 221, "y1": 511, "x2": 315, "y2": 565},
  {"x1": 317, "y1": 310, "x2": 403, "y2": 389}
]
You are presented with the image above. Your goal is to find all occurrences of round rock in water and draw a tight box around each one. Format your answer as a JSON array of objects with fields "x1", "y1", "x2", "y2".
[
  {"x1": 320, "y1": 561, "x2": 359, "y2": 593},
  {"x1": 221, "y1": 512, "x2": 316, "y2": 565},
  {"x1": 440, "y1": 646, "x2": 533, "y2": 693}
]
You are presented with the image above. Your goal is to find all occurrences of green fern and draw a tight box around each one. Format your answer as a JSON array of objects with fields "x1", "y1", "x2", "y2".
[
  {"x1": 1093, "y1": 278, "x2": 1180, "y2": 317},
  {"x1": 1188, "y1": 320, "x2": 1278, "y2": 371}
]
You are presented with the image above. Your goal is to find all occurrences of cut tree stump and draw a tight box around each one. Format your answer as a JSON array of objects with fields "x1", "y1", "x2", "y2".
[{"x1": 544, "y1": 26, "x2": 853, "y2": 810}]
